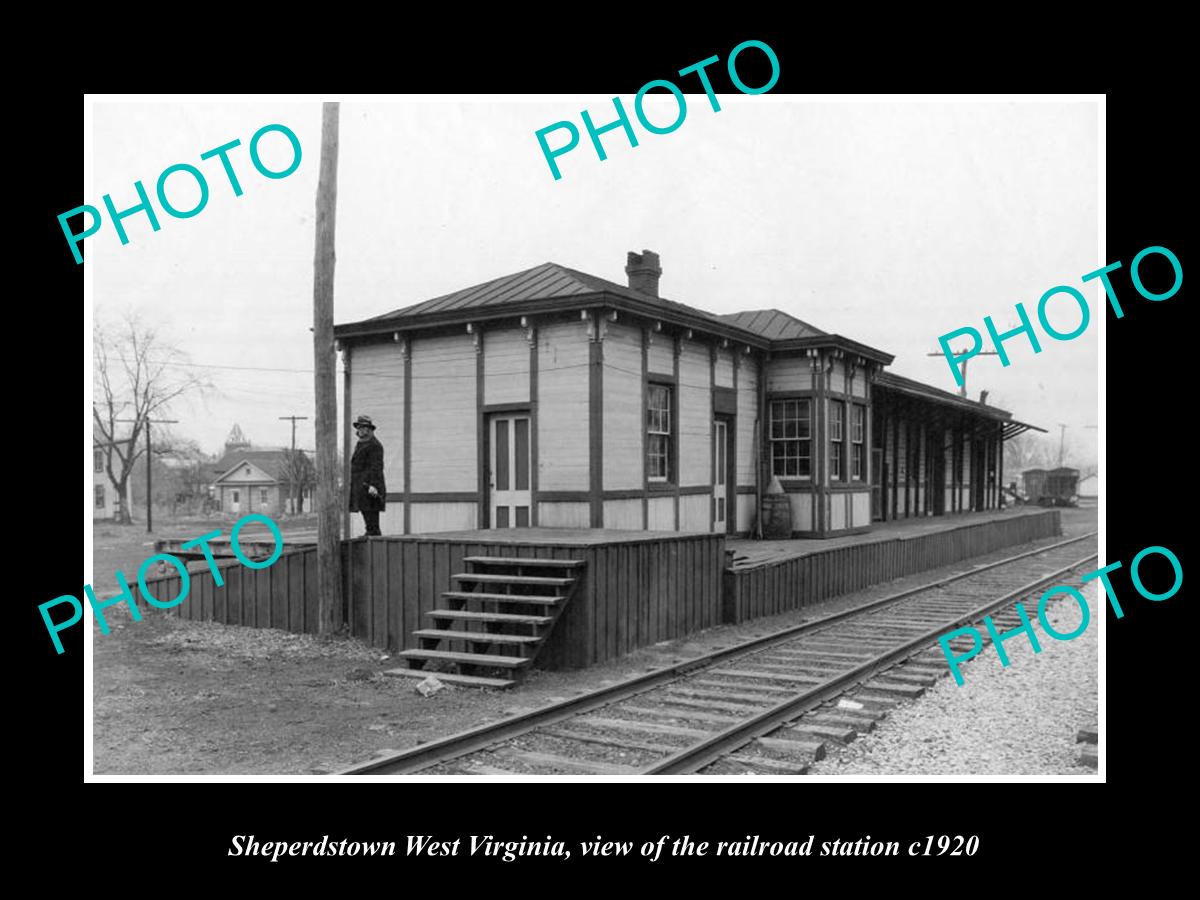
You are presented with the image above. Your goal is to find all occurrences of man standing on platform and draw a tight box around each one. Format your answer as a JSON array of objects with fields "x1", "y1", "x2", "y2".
[{"x1": 349, "y1": 414, "x2": 386, "y2": 536}]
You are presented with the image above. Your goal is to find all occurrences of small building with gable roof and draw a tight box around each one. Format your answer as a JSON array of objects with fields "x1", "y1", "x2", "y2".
[{"x1": 210, "y1": 425, "x2": 313, "y2": 516}]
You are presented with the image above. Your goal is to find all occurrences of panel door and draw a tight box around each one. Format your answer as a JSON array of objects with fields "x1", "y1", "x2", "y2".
[
  {"x1": 490, "y1": 414, "x2": 531, "y2": 528},
  {"x1": 713, "y1": 418, "x2": 728, "y2": 532}
]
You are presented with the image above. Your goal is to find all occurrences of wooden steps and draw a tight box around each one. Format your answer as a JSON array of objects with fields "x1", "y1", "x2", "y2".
[
  {"x1": 396, "y1": 555, "x2": 584, "y2": 688},
  {"x1": 412, "y1": 629, "x2": 542, "y2": 645},
  {"x1": 452, "y1": 573, "x2": 575, "y2": 587},
  {"x1": 462, "y1": 557, "x2": 583, "y2": 569},
  {"x1": 428, "y1": 609, "x2": 552, "y2": 625},
  {"x1": 441, "y1": 591, "x2": 565, "y2": 605},
  {"x1": 400, "y1": 648, "x2": 531, "y2": 668}
]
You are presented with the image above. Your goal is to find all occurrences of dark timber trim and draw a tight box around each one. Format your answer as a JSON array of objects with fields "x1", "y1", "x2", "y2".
[
  {"x1": 891, "y1": 410, "x2": 899, "y2": 521},
  {"x1": 997, "y1": 421, "x2": 1005, "y2": 509},
  {"x1": 767, "y1": 389, "x2": 814, "y2": 399},
  {"x1": 879, "y1": 400, "x2": 889, "y2": 520},
  {"x1": 403, "y1": 340, "x2": 412, "y2": 533},
  {"x1": 815, "y1": 352, "x2": 827, "y2": 536},
  {"x1": 673, "y1": 335, "x2": 681, "y2": 529},
  {"x1": 709, "y1": 345, "x2": 716, "y2": 529},
  {"x1": 724, "y1": 352, "x2": 734, "y2": 535},
  {"x1": 482, "y1": 401, "x2": 533, "y2": 414},
  {"x1": 758, "y1": 352, "x2": 768, "y2": 537},
  {"x1": 904, "y1": 416, "x2": 913, "y2": 518},
  {"x1": 588, "y1": 320, "x2": 603, "y2": 528},
  {"x1": 396, "y1": 491, "x2": 479, "y2": 503},
  {"x1": 863, "y1": 368, "x2": 872, "y2": 507},
  {"x1": 538, "y1": 490, "x2": 588, "y2": 503},
  {"x1": 604, "y1": 488, "x2": 646, "y2": 500},
  {"x1": 476, "y1": 330, "x2": 487, "y2": 528},
  {"x1": 530, "y1": 329, "x2": 539, "y2": 526},
  {"x1": 538, "y1": 488, "x2": 659, "y2": 503},
  {"x1": 641, "y1": 327, "x2": 649, "y2": 529}
]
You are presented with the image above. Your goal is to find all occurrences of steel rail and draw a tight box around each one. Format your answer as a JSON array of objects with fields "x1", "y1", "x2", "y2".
[
  {"x1": 641, "y1": 551, "x2": 1100, "y2": 774},
  {"x1": 337, "y1": 530, "x2": 1096, "y2": 775}
]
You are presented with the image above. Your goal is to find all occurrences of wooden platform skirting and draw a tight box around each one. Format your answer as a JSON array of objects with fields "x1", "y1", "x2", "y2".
[
  {"x1": 161, "y1": 532, "x2": 725, "y2": 670},
  {"x1": 721, "y1": 509, "x2": 1062, "y2": 624},
  {"x1": 161, "y1": 549, "x2": 319, "y2": 636},
  {"x1": 157, "y1": 512, "x2": 1058, "y2": 669}
]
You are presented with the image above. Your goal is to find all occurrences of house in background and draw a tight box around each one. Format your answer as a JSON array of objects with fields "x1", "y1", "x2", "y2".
[
  {"x1": 333, "y1": 250, "x2": 1039, "y2": 539},
  {"x1": 1078, "y1": 472, "x2": 1097, "y2": 500},
  {"x1": 92, "y1": 438, "x2": 134, "y2": 520},
  {"x1": 210, "y1": 425, "x2": 313, "y2": 516}
]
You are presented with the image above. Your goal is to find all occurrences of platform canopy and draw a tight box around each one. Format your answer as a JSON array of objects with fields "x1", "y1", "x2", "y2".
[
  {"x1": 873, "y1": 371, "x2": 1046, "y2": 440},
  {"x1": 1001, "y1": 419, "x2": 1047, "y2": 440}
]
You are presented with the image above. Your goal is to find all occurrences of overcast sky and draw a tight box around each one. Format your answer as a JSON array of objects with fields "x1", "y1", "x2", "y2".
[{"x1": 89, "y1": 97, "x2": 1099, "y2": 466}]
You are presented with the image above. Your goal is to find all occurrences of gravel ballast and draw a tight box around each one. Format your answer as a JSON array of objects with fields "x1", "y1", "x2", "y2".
[{"x1": 810, "y1": 582, "x2": 1100, "y2": 776}]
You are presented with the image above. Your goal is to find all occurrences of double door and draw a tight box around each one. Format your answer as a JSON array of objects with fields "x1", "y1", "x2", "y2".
[{"x1": 489, "y1": 413, "x2": 531, "y2": 528}]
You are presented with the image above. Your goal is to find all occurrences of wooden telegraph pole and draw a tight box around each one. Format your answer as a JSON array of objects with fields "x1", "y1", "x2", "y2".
[
  {"x1": 117, "y1": 416, "x2": 177, "y2": 532},
  {"x1": 927, "y1": 349, "x2": 1000, "y2": 398},
  {"x1": 312, "y1": 102, "x2": 343, "y2": 635}
]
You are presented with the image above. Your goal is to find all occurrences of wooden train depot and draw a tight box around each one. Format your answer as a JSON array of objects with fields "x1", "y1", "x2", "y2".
[
  {"x1": 151, "y1": 250, "x2": 1059, "y2": 686},
  {"x1": 332, "y1": 250, "x2": 1041, "y2": 541}
]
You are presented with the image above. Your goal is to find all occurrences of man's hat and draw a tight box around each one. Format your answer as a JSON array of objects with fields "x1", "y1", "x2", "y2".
[{"x1": 353, "y1": 414, "x2": 376, "y2": 430}]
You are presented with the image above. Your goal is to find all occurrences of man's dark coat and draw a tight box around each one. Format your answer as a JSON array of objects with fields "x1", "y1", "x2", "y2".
[{"x1": 348, "y1": 434, "x2": 387, "y2": 512}]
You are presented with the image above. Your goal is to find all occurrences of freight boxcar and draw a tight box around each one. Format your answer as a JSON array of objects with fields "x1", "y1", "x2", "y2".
[{"x1": 1024, "y1": 467, "x2": 1078, "y2": 507}]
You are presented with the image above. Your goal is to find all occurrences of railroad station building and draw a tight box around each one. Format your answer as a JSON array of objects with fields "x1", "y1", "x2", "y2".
[{"x1": 334, "y1": 250, "x2": 1037, "y2": 540}]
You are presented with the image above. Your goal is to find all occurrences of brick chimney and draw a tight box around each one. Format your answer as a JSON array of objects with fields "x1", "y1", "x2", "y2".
[{"x1": 625, "y1": 249, "x2": 662, "y2": 297}]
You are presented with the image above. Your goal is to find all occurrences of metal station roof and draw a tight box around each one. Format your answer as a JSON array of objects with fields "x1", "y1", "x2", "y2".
[
  {"x1": 874, "y1": 371, "x2": 1011, "y2": 418},
  {"x1": 336, "y1": 261, "x2": 893, "y2": 364},
  {"x1": 719, "y1": 309, "x2": 826, "y2": 340},
  {"x1": 361, "y1": 262, "x2": 732, "y2": 331},
  {"x1": 874, "y1": 371, "x2": 1046, "y2": 436}
]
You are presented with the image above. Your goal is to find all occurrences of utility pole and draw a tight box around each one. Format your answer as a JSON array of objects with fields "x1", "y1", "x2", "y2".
[
  {"x1": 929, "y1": 349, "x2": 1000, "y2": 398},
  {"x1": 117, "y1": 417, "x2": 178, "y2": 532},
  {"x1": 312, "y1": 101, "x2": 343, "y2": 636},
  {"x1": 279, "y1": 415, "x2": 309, "y2": 514},
  {"x1": 1057, "y1": 423, "x2": 1068, "y2": 466}
]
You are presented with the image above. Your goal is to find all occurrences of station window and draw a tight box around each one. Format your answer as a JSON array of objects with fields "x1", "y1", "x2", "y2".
[
  {"x1": 94, "y1": 484, "x2": 105, "y2": 509},
  {"x1": 770, "y1": 398, "x2": 811, "y2": 478},
  {"x1": 647, "y1": 383, "x2": 673, "y2": 483},
  {"x1": 94, "y1": 449, "x2": 104, "y2": 473},
  {"x1": 852, "y1": 405, "x2": 866, "y2": 480},
  {"x1": 260, "y1": 489, "x2": 269, "y2": 506},
  {"x1": 830, "y1": 401, "x2": 845, "y2": 481}
]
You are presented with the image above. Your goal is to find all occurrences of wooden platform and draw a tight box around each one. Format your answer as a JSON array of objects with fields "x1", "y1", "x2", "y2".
[
  {"x1": 727, "y1": 507, "x2": 1058, "y2": 567},
  {"x1": 722, "y1": 507, "x2": 1062, "y2": 623},
  {"x1": 150, "y1": 509, "x2": 1061, "y2": 674},
  {"x1": 405, "y1": 528, "x2": 713, "y2": 546}
]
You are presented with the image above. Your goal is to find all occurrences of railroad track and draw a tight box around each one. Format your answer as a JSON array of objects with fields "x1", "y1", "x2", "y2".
[{"x1": 339, "y1": 532, "x2": 1098, "y2": 776}]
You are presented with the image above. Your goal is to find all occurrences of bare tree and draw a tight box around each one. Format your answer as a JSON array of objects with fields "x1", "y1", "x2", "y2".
[
  {"x1": 1003, "y1": 431, "x2": 1054, "y2": 475},
  {"x1": 138, "y1": 436, "x2": 210, "y2": 514},
  {"x1": 278, "y1": 448, "x2": 317, "y2": 514},
  {"x1": 93, "y1": 313, "x2": 211, "y2": 524}
]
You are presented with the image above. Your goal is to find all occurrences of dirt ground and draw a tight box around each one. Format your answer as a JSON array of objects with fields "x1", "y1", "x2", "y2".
[{"x1": 91, "y1": 508, "x2": 1098, "y2": 775}]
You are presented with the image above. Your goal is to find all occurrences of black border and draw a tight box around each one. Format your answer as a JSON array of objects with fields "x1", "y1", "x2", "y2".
[{"x1": 32, "y1": 25, "x2": 1187, "y2": 882}]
